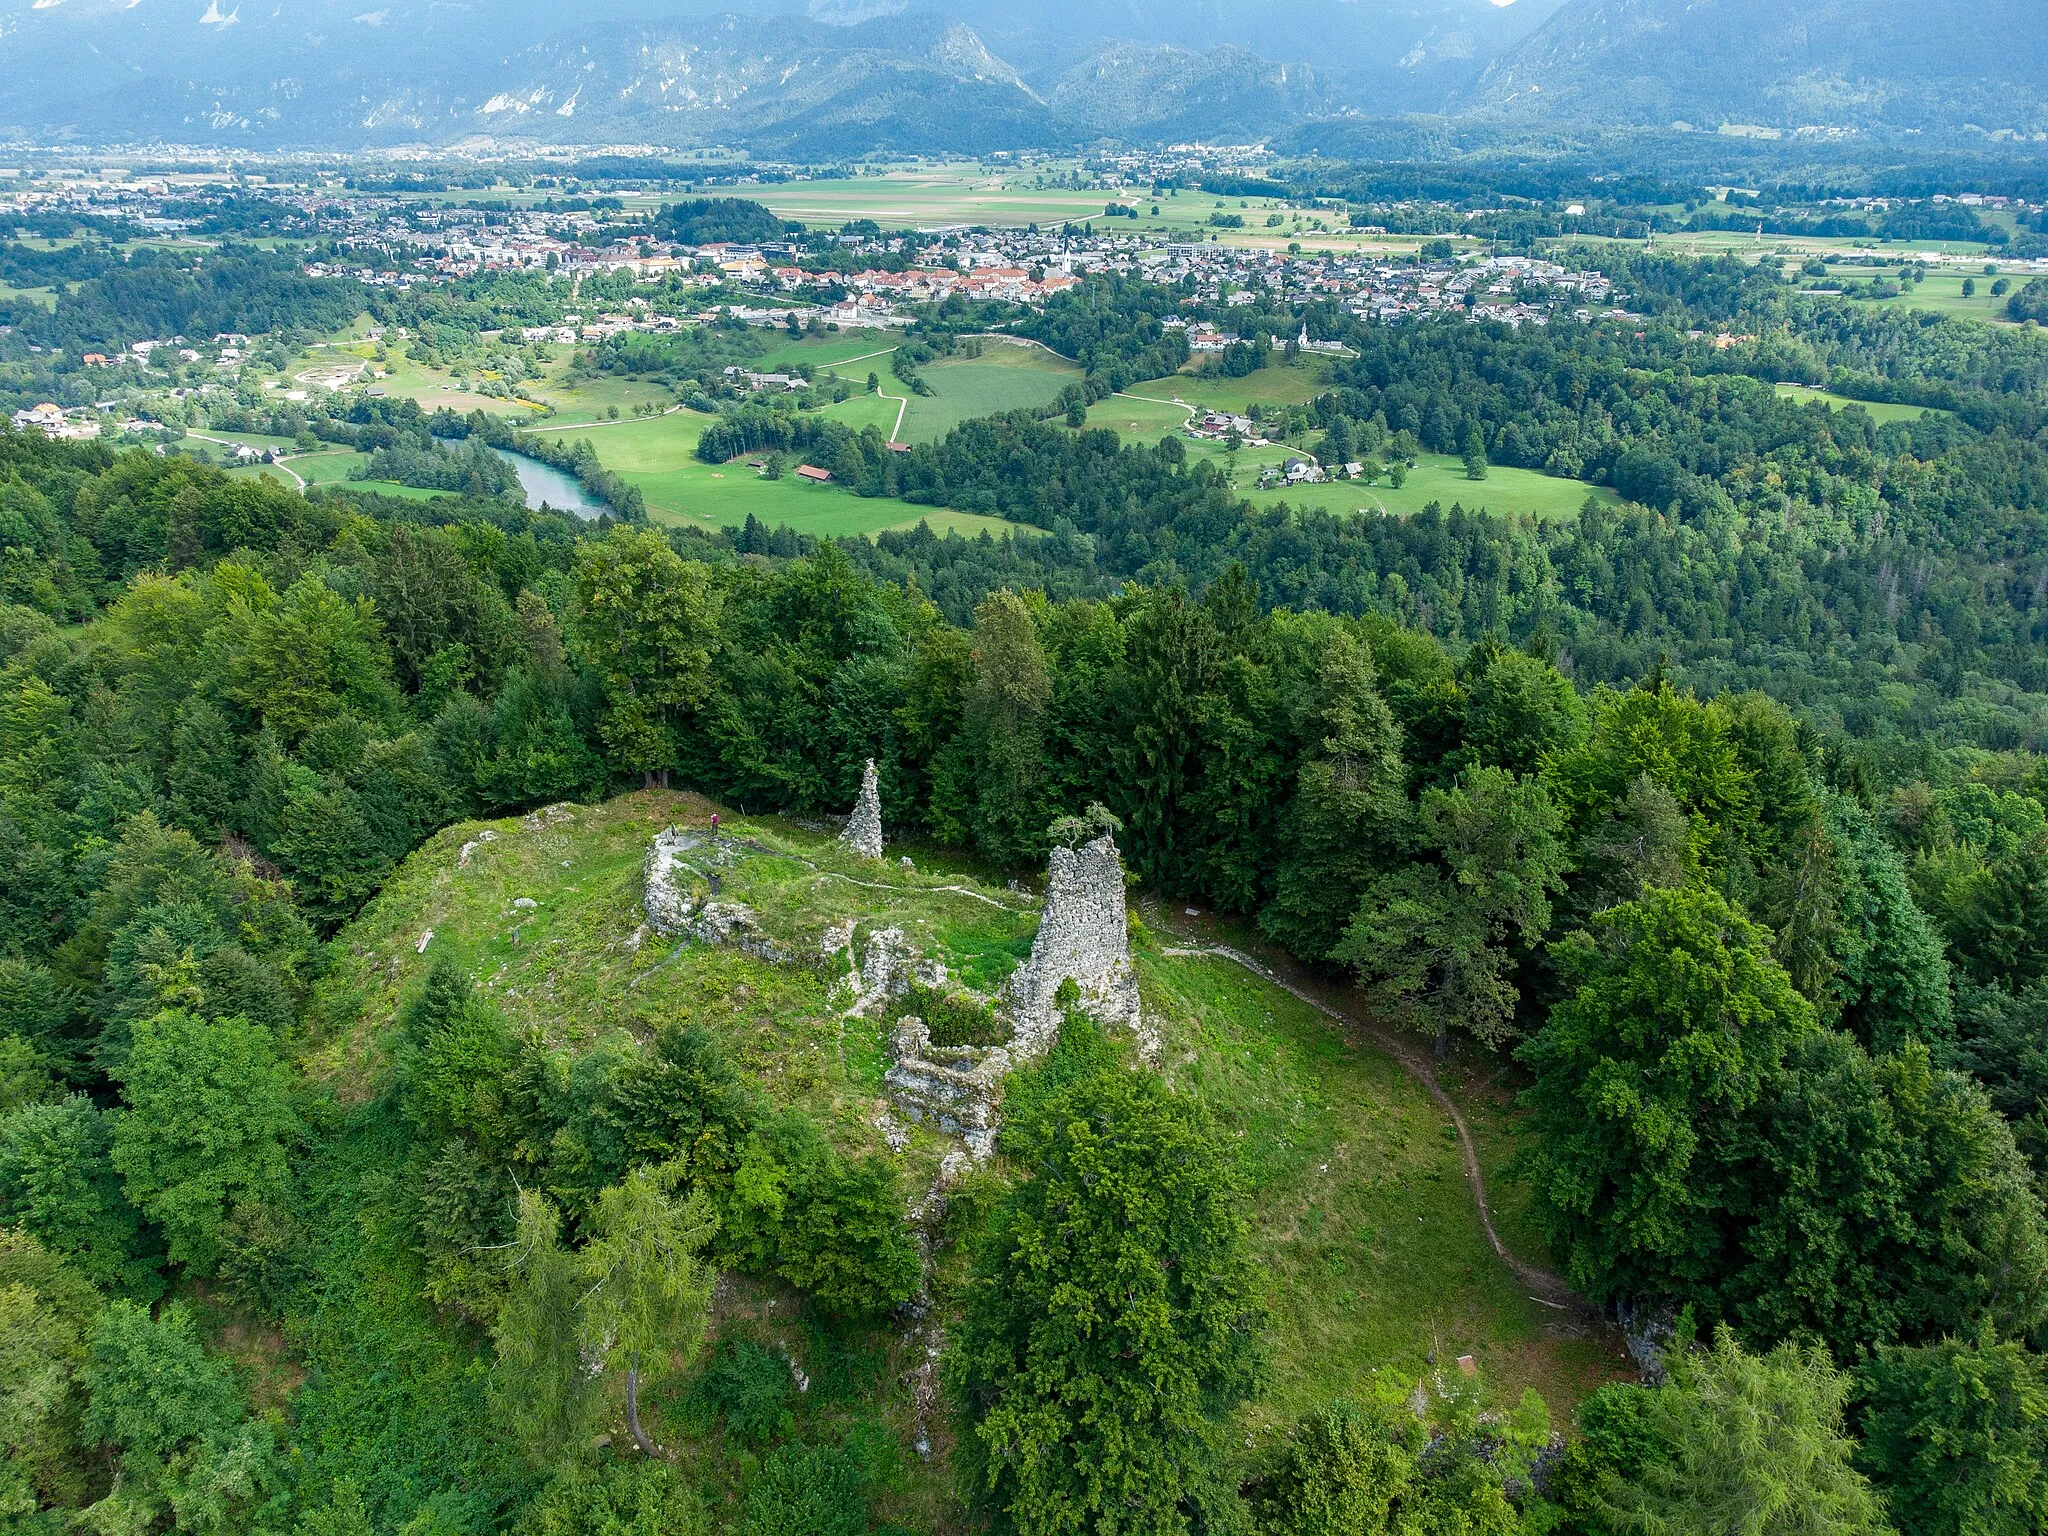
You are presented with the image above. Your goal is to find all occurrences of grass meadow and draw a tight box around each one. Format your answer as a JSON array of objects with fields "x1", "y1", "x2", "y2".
[
  {"x1": 1773, "y1": 382, "x2": 1956, "y2": 423},
  {"x1": 897, "y1": 344, "x2": 1083, "y2": 441},
  {"x1": 576, "y1": 401, "x2": 1028, "y2": 539},
  {"x1": 1243, "y1": 454, "x2": 1617, "y2": 523}
]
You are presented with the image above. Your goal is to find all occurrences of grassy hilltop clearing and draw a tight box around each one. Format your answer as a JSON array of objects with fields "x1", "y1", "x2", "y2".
[{"x1": 298, "y1": 788, "x2": 1620, "y2": 1515}]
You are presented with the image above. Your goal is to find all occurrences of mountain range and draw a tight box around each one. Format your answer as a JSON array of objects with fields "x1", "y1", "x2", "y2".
[{"x1": 0, "y1": 0, "x2": 2040, "y2": 152}]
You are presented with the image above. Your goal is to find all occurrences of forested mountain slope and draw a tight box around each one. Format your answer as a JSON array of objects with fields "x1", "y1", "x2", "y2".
[{"x1": 0, "y1": 0, "x2": 2033, "y2": 143}]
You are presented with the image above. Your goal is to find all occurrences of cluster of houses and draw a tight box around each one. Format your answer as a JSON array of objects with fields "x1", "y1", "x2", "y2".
[
  {"x1": 1188, "y1": 409, "x2": 1263, "y2": 443},
  {"x1": 9, "y1": 402, "x2": 98, "y2": 439}
]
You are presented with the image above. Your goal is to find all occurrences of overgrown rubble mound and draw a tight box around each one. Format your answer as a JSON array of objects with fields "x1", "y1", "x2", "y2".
[
  {"x1": 641, "y1": 827, "x2": 785, "y2": 960},
  {"x1": 640, "y1": 822, "x2": 1146, "y2": 1159}
]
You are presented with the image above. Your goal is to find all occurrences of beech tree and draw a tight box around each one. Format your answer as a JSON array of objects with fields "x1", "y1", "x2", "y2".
[
  {"x1": 1522, "y1": 888, "x2": 2048, "y2": 1352},
  {"x1": 0, "y1": 1096, "x2": 162, "y2": 1300},
  {"x1": 1336, "y1": 766, "x2": 1568, "y2": 1052},
  {"x1": 1517, "y1": 886, "x2": 1815, "y2": 1306},
  {"x1": 108, "y1": 1010, "x2": 296, "y2": 1276},
  {"x1": 570, "y1": 526, "x2": 719, "y2": 787}
]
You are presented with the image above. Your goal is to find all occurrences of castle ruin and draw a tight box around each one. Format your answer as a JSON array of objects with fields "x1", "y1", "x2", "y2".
[
  {"x1": 840, "y1": 759, "x2": 884, "y2": 860},
  {"x1": 1003, "y1": 833, "x2": 1146, "y2": 1059}
]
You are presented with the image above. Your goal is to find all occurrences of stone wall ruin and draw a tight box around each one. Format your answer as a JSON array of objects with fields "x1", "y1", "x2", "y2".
[
  {"x1": 639, "y1": 825, "x2": 1147, "y2": 1160},
  {"x1": 1003, "y1": 833, "x2": 1148, "y2": 1060},
  {"x1": 840, "y1": 759, "x2": 884, "y2": 860}
]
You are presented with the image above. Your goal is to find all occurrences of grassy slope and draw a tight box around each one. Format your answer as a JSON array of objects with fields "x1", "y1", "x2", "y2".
[
  {"x1": 1137, "y1": 944, "x2": 1623, "y2": 1421},
  {"x1": 898, "y1": 347, "x2": 1083, "y2": 443},
  {"x1": 1773, "y1": 383, "x2": 1957, "y2": 423},
  {"x1": 306, "y1": 789, "x2": 1622, "y2": 1469}
]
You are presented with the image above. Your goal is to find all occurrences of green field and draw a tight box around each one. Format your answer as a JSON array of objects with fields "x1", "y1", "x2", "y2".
[
  {"x1": 1773, "y1": 383, "x2": 1954, "y2": 423},
  {"x1": 571, "y1": 401, "x2": 1032, "y2": 540},
  {"x1": 898, "y1": 345, "x2": 1083, "y2": 442},
  {"x1": 1822, "y1": 269, "x2": 2023, "y2": 323},
  {"x1": 1245, "y1": 454, "x2": 1617, "y2": 523},
  {"x1": 291, "y1": 449, "x2": 369, "y2": 485},
  {"x1": 753, "y1": 333, "x2": 903, "y2": 373},
  {"x1": 1611, "y1": 229, "x2": 2006, "y2": 262},
  {"x1": 1086, "y1": 370, "x2": 1614, "y2": 523},
  {"x1": 1123, "y1": 360, "x2": 1342, "y2": 416},
  {"x1": 1088, "y1": 392, "x2": 1196, "y2": 440},
  {"x1": 0, "y1": 281, "x2": 55, "y2": 311},
  {"x1": 520, "y1": 371, "x2": 674, "y2": 427}
]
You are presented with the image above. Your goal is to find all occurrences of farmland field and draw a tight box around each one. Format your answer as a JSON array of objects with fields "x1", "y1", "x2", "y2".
[
  {"x1": 1244, "y1": 453, "x2": 1616, "y2": 523},
  {"x1": 1125, "y1": 359, "x2": 1342, "y2": 414},
  {"x1": 1085, "y1": 391, "x2": 1196, "y2": 440},
  {"x1": 366, "y1": 160, "x2": 1451, "y2": 253},
  {"x1": 1085, "y1": 372, "x2": 1612, "y2": 522},
  {"x1": 752, "y1": 332, "x2": 903, "y2": 373},
  {"x1": 897, "y1": 344, "x2": 1082, "y2": 441},
  {"x1": 1827, "y1": 268, "x2": 2023, "y2": 323},
  {"x1": 574, "y1": 400, "x2": 1037, "y2": 540},
  {"x1": 0, "y1": 281, "x2": 55, "y2": 311},
  {"x1": 1772, "y1": 382, "x2": 1955, "y2": 423}
]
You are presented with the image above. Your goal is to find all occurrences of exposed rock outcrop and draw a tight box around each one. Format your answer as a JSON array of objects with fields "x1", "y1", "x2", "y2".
[
  {"x1": 1004, "y1": 833, "x2": 1147, "y2": 1060},
  {"x1": 642, "y1": 827, "x2": 785, "y2": 961},
  {"x1": 840, "y1": 759, "x2": 884, "y2": 860}
]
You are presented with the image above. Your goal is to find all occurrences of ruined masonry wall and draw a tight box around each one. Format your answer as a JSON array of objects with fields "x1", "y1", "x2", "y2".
[
  {"x1": 1004, "y1": 834, "x2": 1147, "y2": 1059},
  {"x1": 840, "y1": 759, "x2": 884, "y2": 860},
  {"x1": 640, "y1": 827, "x2": 1148, "y2": 1164}
]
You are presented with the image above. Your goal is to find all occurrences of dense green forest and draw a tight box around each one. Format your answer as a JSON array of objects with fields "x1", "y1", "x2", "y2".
[{"x1": 6, "y1": 243, "x2": 2048, "y2": 1535}]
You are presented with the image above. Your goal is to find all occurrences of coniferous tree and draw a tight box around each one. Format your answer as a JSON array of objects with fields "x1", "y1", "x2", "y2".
[
  {"x1": 963, "y1": 591, "x2": 1053, "y2": 866},
  {"x1": 1262, "y1": 630, "x2": 1406, "y2": 960},
  {"x1": 1594, "y1": 1334, "x2": 1888, "y2": 1536}
]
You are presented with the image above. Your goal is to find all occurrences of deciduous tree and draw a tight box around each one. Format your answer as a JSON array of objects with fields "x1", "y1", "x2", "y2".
[
  {"x1": 570, "y1": 527, "x2": 719, "y2": 787},
  {"x1": 1336, "y1": 766, "x2": 1568, "y2": 1052},
  {"x1": 109, "y1": 1010, "x2": 296, "y2": 1275},
  {"x1": 950, "y1": 1028, "x2": 1266, "y2": 1536}
]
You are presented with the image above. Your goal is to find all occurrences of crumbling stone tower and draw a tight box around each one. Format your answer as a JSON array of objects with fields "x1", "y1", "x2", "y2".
[
  {"x1": 1004, "y1": 832, "x2": 1144, "y2": 1058},
  {"x1": 841, "y1": 759, "x2": 884, "y2": 860}
]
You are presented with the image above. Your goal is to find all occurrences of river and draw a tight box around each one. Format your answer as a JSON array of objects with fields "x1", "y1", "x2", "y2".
[{"x1": 490, "y1": 446, "x2": 608, "y2": 519}]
